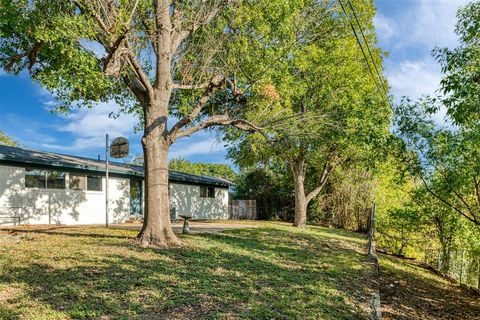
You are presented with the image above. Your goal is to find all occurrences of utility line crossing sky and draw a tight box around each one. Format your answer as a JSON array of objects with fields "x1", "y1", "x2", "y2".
[{"x1": 0, "y1": 0, "x2": 468, "y2": 164}]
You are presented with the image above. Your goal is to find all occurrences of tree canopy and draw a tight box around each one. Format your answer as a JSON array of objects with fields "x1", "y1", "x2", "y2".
[
  {"x1": 225, "y1": 0, "x2": 391, "y2": 227},
  {"x1": 168, "y1": 158, "x2": 237, "y2": 182}
]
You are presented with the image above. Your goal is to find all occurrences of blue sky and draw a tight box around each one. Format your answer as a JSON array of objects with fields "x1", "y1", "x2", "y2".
[{"x1": 0, "y1": 0, "x2": 468, "y2": 165}]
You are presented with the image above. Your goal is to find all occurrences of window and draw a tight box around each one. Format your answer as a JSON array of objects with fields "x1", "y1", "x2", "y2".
[
  {"x1": 87, "y1": 175, "x2": 102, "y2": 191},
  {"x1": 69, "y1": 174, "x2": 102, "y2": 191},
  {"x1": 200, "y1": 186, "x2": 215, "y2": 198},
  {"x1": 47, "y1": 171, "x2": 66, "y2": 189},
  {"x1": 25, "y1": 168, "x2": 47, "y2": 188},
  {"x1": 70, "y1": 174, "x2": 86, "y2": 190},
  {"x1": 25, "y1": 168, "x2": 65, "y2": 189}
]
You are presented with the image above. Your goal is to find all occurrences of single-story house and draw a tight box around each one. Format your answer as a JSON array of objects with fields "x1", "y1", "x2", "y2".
[{"x1": 0, "y1": 145, "x2": 231, "y2": 225}]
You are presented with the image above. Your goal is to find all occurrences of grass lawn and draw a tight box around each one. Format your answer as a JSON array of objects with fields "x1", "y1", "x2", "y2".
[
  {"x1": 379, "y1": 254, "x2": 480, "y2": 320},
  {"x1": 0, "y1": 222, "x2": 374, "y2": 320}
]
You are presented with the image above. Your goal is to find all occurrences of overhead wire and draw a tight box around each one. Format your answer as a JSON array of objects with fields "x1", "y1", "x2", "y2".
[
  {"x1": 337, "y1": 0, "x2": 391, "y2": 107},
  {"x1": 345, "y1": 0, "x2": 389, "y2": 96}
]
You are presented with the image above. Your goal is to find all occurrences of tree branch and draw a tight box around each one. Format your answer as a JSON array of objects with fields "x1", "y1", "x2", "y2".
[
  {"x1": 418, "y1": 174, "x2": 478, "y2": 225},
  {"x1": 170, "y1": 2, "x2": 224, "y2": 55},
  {"x1": 474, "y1": 176, "x2": 480, "y2": 212},
  {"x1": 305, "y1": 156, "x2": 337, "y2": 204},
  {"x1": 75, "y1": 0, "x2": 154, "y2": 100},
  {"x1": 172, "y1": 115, "x2": 261, "y2": 142},
  {"x1": 168, "y1": 75, "x2": 227, "y2": 138},
  {"x1": 172, "y1": 82, "x2": 212, "y2": 90}
]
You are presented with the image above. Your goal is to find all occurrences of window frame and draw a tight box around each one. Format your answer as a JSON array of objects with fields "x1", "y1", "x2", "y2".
[
  {"x1": 200, "y1": 185, "x2": 215, "y2": 198},
  {"x1": 86, "y1": 175, "x2": 102, "y2": 192},
  {"x1": 24, "y1": 167, "x2": 66, "y2": 189},
  {"x1": 69, "y1": 173, "x2": 103, "y2": 192}
]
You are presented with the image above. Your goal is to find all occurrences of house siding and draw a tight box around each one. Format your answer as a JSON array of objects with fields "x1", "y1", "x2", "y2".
[
  {"x1": 0, "y1": 164, "x2": 229, "y2": 225},
  {"x1": 0, "y1": 165, "x2": 130, "y2": 225},
  {"x1": 169, "y1": 183, "x2": 229, "y2": 220}
]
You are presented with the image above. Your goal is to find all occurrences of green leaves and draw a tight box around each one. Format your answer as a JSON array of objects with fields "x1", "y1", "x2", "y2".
[
  {"x1": 168, "y1": 158, "x2": 238, "y2": 182},
  {"x1": 226, "y1": 0, "x2": 391, "y2": 184},
  {"x1": 434, "y1": 1, "x2": 480, "y2": 128}
]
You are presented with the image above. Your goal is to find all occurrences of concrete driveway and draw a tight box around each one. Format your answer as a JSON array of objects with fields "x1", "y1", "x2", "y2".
[{"x1": 112, "y1": 221, "x2": 256, "y2": 234}]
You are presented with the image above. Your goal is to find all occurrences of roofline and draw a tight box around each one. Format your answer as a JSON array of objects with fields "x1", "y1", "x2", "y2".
[{"x1": 0, "y1": 147, "x2": 231, "y2": 188}]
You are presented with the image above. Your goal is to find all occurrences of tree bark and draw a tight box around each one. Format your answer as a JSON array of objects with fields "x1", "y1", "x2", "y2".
[
  {"x1": 291, "y1": 160, "x2": 308, "y2": 228},
  {"x1": 135, "y1": 1, "x2": 181, "y2": 247},
  {"x1": 136, "y1": 100, "x2": 181, "y2": 247},
  {"x1": 290, "y1": 156, "x2": 334, "y2": 228}
]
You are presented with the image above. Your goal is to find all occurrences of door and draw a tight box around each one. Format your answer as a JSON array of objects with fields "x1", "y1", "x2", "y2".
[{"x1": 130, "y1": 179, "x2": 143, "y2": 216}]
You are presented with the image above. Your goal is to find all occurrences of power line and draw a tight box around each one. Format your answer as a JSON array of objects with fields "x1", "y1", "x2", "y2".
[
  {"x1": 337, "y1": 0, "x2": 390, "y2": 105},
  {"x1": 345, "y1": 0, "x2": 389, "y2": 96}
]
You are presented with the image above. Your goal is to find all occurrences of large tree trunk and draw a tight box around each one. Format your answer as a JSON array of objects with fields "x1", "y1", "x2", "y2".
[
  {"x1": 290, "y1": 157, "x2": 333, "y2": 228},
  {"x1": 291, "y1": 160, "x2": 308, "y2": 228},
  {"x1": 137, "y1": 133, "x2": 181, "y2": 247},
  {"x1": 136, "y1": 99, "x2": 181, "y2": 247}
]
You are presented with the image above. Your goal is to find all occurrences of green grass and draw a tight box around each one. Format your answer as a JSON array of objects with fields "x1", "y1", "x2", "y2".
[
  {"x1": 378, "y1": 253, "x2": 480, "y2": 320},
  {"x1": 0, "y1": 222, "x2": 373, "y2": 319}
]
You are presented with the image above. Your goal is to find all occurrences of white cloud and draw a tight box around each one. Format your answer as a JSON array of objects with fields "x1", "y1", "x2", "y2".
[
  {"x1": 57, "y1": 101, "x2": 140, "y2": 151},
  {"x1": 386, "y1": 57, "x2": 442, "y2": 100},
  {"x1": 169, "y1": 136, "x2": 225, "y2": 159},
  {"x1": 374, "y1": 14, "x2": 394, "y2": 41},
  {"x1": 386, "y1": 58, "x2": 450, "y2": 125},
  {"x1": 376, "y1": 0, "x2": 468, "y2": 51}
]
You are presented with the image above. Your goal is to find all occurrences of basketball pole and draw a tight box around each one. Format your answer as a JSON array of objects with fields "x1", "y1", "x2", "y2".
[{"x1": 105, "y1": 133, "x2": 109, "y2": 228}]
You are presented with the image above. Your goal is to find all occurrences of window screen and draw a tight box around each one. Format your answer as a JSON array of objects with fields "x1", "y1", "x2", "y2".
[
  {"x1": 25, "y1": 168, "x2": 47, "y2": 188},
  {"x1": 207, "y1": 186, "x2": 215, "y2": 198},
  {"x1": 200, "y1": 186, "x2": 215, "y2": 198},
  {"x1": 87, "y1": 175, "x2": 102, "y2": 191},
  {"x1": 25, "y1": 168, "x2": 66, "y2": 189},
  {"x1": 46, "y1": 171, "x2": 66, "y2": 189}
]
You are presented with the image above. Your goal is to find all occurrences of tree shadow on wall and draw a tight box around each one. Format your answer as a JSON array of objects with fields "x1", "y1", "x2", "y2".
[
  {"x1": 170, "y1": 185, "x2": 228, "y2": 220},
  {"x1": 0, "y1": 169, "x2": 86, "y2": 225}
]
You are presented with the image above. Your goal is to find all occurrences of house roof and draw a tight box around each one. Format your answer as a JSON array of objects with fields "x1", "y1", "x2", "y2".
[{"x1": 0, "y1": 145, "x2": 231, "y2": 188}]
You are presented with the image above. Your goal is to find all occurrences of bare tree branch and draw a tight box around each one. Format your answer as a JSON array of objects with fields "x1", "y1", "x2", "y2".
[
  {"x1": 168, "y1": 75, "x2": 228, "y2": 138},
  {"x1": 170, "y1": 2, "x2": 224, "y2": 55},
  {"x1": 417, "y1": 173, "x2": 478, "y2": 225},
  {"x1": 173, "y1": 115, "x2": 261, "y2": 141},
  {"x1": 172, "y1": 82, "x2": 212, "y2": 90}
]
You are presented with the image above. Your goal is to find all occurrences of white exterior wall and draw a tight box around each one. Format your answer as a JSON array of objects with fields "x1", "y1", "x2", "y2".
[
  {"x1": 0, "y1": 165, "x2": 130, "y2": 225},
  {"x1": 169, "y1": 183, "x2": 229, "y2": 220},
  {"x1": 0, "y1": 164, "x2": 230, "y2": 225}
]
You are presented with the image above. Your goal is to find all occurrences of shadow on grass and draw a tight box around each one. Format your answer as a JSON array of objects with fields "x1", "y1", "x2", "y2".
[
  {"x1": 1, "y1": 226, "x2": 134, "y2": 240},
  {"x1": 378, "y1": 254, "x2": 480, "y2": 320},
  {"x1": 0, "y1": 226, "x2": 372, "y2": 319}
]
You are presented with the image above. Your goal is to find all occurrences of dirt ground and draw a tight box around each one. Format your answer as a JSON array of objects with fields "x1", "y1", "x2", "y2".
[{"x1": 379, "y1": 253, "x2": 480, "y2": 320}]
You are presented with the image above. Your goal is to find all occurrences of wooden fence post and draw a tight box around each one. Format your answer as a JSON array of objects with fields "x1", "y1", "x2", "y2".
[
  {"x1": 367, "y1": 204, "x2": 376, "y2": 258},
  {"x1": 477, "y1": 258, "x2": 480, "y2": 290},
  {"x1": 459, "y1": 250, "x2": 465, "y2": 284}
]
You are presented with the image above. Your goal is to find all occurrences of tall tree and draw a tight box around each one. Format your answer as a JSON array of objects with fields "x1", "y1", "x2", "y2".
[
  {"x1": 226, "y1": 0, "x2": 390, "y2": 227},
  {"x1": 395, "y1": 100, "x2": 480, "y2": 225},
  {"x1": 395, "y1": 1, "x2": 480, "y2": 226},
  {"x1": 0, "y1": 0, "x2": 304, "y2": 246}
]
